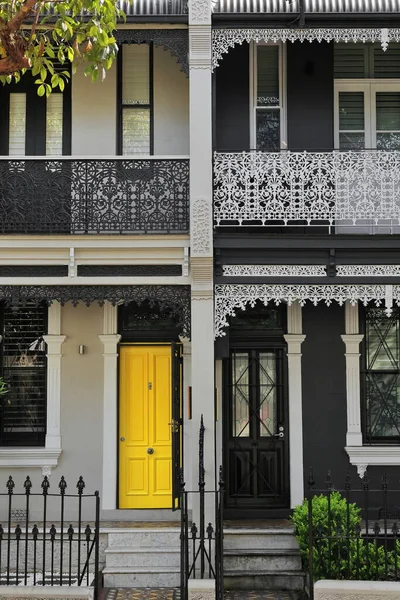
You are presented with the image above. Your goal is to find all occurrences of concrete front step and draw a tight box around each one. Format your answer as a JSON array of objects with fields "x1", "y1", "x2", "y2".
[
  {"x1": 103, "y1": 566, "x2": 181, "y2": 588},
  {"x1": 107, "y1": 529, "x2": 181, "y2": 549},
  {"x1": 224, "y1": 548, "x2": 302, "y2": 572},
  {"x1": 105, "y1": 546, "x2": 181, "y2": 568},
  {"x1": 223, "y1": 528, "x2": 299, "y2": 551},
  {"x1": 224, "y1": 570, "x2": 305, "y2": 591}
]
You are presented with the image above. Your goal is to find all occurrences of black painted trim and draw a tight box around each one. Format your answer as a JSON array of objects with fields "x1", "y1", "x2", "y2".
[
  {"x1": 77, "y1": 265, "x2": 182, "y2": 277},
  {"x1": 117, "y1": 42, "x2": 154, "y2": 156},
  {"x1": 212, "y1": 13, "x2": 400, "y2": 27},
  {"x1": 214, "y1": 234, "x2": 400, "y2": 249},
  {"x1": 0, "y1": 266, "x2": 68, "y2": 277}
]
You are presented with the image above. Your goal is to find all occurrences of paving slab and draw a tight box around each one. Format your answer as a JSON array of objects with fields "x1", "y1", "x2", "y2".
[{"x1": 102, "y1": 590, "x2": 307, "y2": 600}]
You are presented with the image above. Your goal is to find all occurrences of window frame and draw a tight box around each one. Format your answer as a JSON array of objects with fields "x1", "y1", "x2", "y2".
[
  {"x1": 249, "y1": 41, "x2": 287, "y2": 151},
  {"x1": 334, "y1": 79, "x2": 400, "y2": 149},
  {"x1": 360, "y1": 305, "x2": 400, "y2": 445},
  {"x1": 117, "y1": 42, "x2": 154, "y2": 156}
]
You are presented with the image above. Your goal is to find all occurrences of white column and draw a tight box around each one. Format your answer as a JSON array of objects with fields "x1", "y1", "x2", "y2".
[
  {"x1": 99, "y1": 302, "x2": 120, "y2": 510},
  {"x1": 284, "y1": 302, "x2": 305, "y2": 508},
  {"x1": 342, "y1": 302, "x2": 364, "y2": 447},
  {"x1": 189, "y1": 0, "x2": 215, "y2": 508},
  {"x1": 43, "y1": 302, "x2": 65, "y2": 451}
]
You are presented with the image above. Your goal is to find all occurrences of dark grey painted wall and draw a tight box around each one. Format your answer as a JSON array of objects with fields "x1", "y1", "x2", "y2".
[
  {"x1": 301, "y1": 304, "x2": 356, "y2": 488},
  {"x1": 287, "y1": 41, "x2": 334, "y2": 151},
  {"x1": 215, "y1": 44, "x2": 250, "y2": 152}
]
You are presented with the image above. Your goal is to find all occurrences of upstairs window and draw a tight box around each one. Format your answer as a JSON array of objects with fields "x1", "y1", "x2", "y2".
[
  {"x1": 334, "y1": 43, "x2": 400, "y2": 150},
  {"x1": 362, "y1": 307, "x2": 400, "y2": 443},
  {"x1": 0, "y1": 302, "x2": 48, "y2": 447},
  {"x1": 119, "y1": 44, "x2": 153, "y2": 155},
  {"x1": 251, "y1": 44, "x2": 284, "y2": 152},
  {"x1": 0, "y1": 67, "x2": 71, "y2": 156}
]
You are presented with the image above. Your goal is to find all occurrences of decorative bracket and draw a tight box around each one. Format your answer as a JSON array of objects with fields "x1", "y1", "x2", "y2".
[{"x1": 115, "y1": 29, "x2": 189, "y2": 76}]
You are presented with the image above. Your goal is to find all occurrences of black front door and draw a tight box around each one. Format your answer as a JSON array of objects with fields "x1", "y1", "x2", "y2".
[{"x1": 223, "y1": 305, "x2": 289, "y2": 517}]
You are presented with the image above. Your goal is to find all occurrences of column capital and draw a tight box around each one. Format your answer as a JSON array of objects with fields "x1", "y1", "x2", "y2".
[
  {"x1": 341, "y1": 334, "x2": 364, "y2": 353},
  {"x1": 99, "y1": 334, "x2": 121, "y2": 351},
  {"x1": 43, "y1": 334, "x2": 67, "y2": 349},
  {"x1": 284, "y1": 334, "x2": 306, "y2": 354}
]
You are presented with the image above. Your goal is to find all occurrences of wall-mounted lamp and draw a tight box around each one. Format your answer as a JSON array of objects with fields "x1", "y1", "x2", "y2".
[{"x1": 79, "y1": 345, "x2": 86, "y2": 355}]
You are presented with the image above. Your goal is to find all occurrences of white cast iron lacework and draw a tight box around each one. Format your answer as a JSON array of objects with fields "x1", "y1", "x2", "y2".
[
  {"x1": 214, "y1": 284, "x2": 399, "y2": 337},
  {"x1": 212, "y1": 28, "x2": 400, "y2": 69},
  {"x1": 213, "y1": 151, "x2": 400, "y2": 227},
  {"x1": 222, "y1": 265, "x2": 326, "y2": 277},
  {"x1": 337, "y1": 265, "x2": 400, "y2": 277}
]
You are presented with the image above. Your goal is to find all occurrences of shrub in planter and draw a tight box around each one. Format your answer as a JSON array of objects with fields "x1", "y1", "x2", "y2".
[{"x1": 291, "y1": 492, "x2": 391, "y2": 581}]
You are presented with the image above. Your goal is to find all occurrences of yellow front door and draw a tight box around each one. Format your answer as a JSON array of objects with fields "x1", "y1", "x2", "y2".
[{"x1": 119, "y1": 345, "x2": 172, "y2": 509}]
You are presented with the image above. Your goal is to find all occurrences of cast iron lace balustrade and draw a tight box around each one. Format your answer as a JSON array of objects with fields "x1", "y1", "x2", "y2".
[
  {"x1": 0, "y1": 158, "x2": 189, "y2": 234},
  {"x1": 214, "y1": 151, "x2": 400, "y2": 229}
]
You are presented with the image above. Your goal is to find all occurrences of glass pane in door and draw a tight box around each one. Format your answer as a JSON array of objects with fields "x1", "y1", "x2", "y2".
[
  {"x1": 232, "y1": 352, "x2": 250, "y2": 437},
  {"x1": 259, "y1": 352, "x2": 277, "y2": 437},
  {"x1": 339, "y1": 92, "x2": 365, "y2": 149},
  {"x1": 376, "y1": 92, "x2": 400, "y2": 150}
]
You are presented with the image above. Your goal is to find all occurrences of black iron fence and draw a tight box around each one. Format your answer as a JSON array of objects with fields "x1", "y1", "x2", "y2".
[
  {"x1": 0, "y1": 475, "x2": 100, "y2": 597},
  {"x1": 306, "y1": 469, "x2": 400, "y2": 599},
  {"x1": 180, "y1": 416, "x2": 224, "y2": 600},
  {"x1": 0, "y1": 158, "x2": 189, "y2": 234}
]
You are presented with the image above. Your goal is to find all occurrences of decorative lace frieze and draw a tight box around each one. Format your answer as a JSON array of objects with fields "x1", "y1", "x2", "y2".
[
  {"x1": 222, "y1": 265, "x2": 326, "y2": 277},
  {"x1": 214, "y1": 284, "x2": 399, "y2": 337},
  {"x1": 337, "y1": 265, "x2": 400, "y2": 277},
  {"x1": 212, "y1": 28, "x2": 400, "y2": 69},
  {"x1": 214, "y1": 151, "x2": 400, "y2": 227}
]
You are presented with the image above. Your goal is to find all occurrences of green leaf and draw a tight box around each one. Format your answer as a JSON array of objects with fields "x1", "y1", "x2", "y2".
[{"x1": 37, "y1": 85, "x2": 45, "y2": 97}]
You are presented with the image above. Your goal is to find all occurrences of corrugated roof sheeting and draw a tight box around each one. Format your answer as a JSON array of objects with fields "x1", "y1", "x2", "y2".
[
  {"x1": 214, "y1": 0, "x2": 400, "y2": 11},
  {"x1": 118, "y1": 0, "x2": 187, "y2": 14}
]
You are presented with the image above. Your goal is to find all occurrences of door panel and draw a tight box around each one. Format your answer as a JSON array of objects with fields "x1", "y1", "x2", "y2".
[
  {"x1": 224, "y1": 348, "x2": 289, "y2": 512},
  {"x1": 119, "y1": 346, "x2": 172, "y2": 509}
]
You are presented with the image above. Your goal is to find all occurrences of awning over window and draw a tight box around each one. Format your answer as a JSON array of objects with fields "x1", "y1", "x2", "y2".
[
  {"x1": 118, "y1": 0, "x2": 187, "y2": 15},
  {"x1": 213, "y1": 0, "x2": 400, "y2": 13}
]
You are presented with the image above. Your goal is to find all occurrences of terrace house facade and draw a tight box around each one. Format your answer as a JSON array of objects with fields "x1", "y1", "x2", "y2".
[{"x1": 0, "y1": 0, "x2": 400, "y2": 589}]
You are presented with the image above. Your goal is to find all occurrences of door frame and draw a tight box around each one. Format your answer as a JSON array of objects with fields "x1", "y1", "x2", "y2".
[
  {"x1": 222, "y1": 337, "x2": 290, "y2": 519},
  {"x1": 117, "y1": 341, "x2": 181, "y2": 510}
]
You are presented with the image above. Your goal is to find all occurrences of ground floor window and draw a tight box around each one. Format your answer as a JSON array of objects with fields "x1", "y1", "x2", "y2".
[
  {"x1": 0, "y1": 302, "x2": 47, "y2": 446},
  {"x1": 362, "y1": 306, "x2": 400, "y2": 443}
]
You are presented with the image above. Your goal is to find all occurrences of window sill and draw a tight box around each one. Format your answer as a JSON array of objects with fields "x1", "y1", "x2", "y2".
[
  {"x1": 346, "y1": 445, "x2": 400, "y2": 478},
  {"x1": 0, "y1": 448, "x2": 62, "y2": 471}
]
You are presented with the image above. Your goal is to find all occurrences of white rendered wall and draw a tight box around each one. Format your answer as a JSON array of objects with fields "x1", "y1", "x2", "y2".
[
  {"x1": 153, "y1": 46, "x2": 189, "y2": 155},
  {"x1": 71, "y1": 66, "x2": 117, "y2": 155},
  {"x1": 71, "y1": 49, "x2": 189, "y2": 157}
]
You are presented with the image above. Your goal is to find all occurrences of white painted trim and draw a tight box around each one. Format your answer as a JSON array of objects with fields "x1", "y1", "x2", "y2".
[
  {"x1": 315, "y1": 579, "x2": 400, "y2": 598},
  {"x1": 99, "y1": 305, "x2": 121, "y2": 510},
  {"x1": 285, "y1": 331, "x2": 306, "y2": 508},
  {"x1": 0, "y1": 155, "x2": 190, "y2": 161},
  {"x1": 43, "y1": 334, "x2": 67, "y2": 452},
  {"x1": 346, "y1": 446, "x2": 400, "y2": 469},
  {"x1": 0, "y1": 448, "x2": 62, "y2": 469},
  {"x1": 0, "y1": 586, "x2": 93, "y2": 598},
  {"x1": 250, "y1": 41, "x2": 286, "y2": 150}
]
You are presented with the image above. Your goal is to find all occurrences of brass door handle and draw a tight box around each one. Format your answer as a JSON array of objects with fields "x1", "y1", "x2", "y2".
[
  {"x1": 147, "y1": 448, "x2": 154, "y2": 455},
  {"x1": 120, "y1": 437, "x2": 125, "y2": 442}
]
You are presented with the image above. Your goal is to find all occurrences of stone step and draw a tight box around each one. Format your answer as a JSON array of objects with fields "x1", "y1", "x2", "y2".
[
  {"x1": 223, "y1": 528, "x2": 299, "y2": 551},
  {"x1": 105, "y1": 546, "x2": 181, "y2": 568},
  {"x1": 224, "y1": 570, "x2": 305, "y2": 591},
  {"x1": 103, "y1": 566, "x2": 181, "y2": 588},
  {"x1": 223, "y1": 548, "x2": 302, "y2": 572},
  {"x1": 107, "y1": 529, "x2": 181, "y2": 549}
]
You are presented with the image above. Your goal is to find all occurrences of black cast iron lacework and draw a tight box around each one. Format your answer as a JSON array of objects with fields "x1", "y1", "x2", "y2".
[
  {"x1": 364, "y1": 307, "x2": 400, "y2": 442},
  {"x1": 115, "y1": 30, "x2": 189, "y2": 77},
  {"x1": 0, "y1": 286, "x2": 191, "y2": 338},
  {"x1": 0, "y1": 302, "x2": 47, "y2": 447},
  {"x1": 0, "y1": 159, "x2": 189, "y2": 234}
]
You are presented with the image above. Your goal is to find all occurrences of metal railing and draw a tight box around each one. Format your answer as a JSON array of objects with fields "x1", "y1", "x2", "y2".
[
  {"x1": 306, "y1": 469, "x2": 400, "y2": 599},
  {"x1": 0, "y1": 157, "x2": 189, "y2": 234},
  {"x1": 214, "y1": 150, "x2": 400, "y2": 230},
  {"x1": 180, "y1": 416, "x2": 224, "y2": 600},
  {"x1": 0, "y1": 475, "x2": 100, "y2": 598}
]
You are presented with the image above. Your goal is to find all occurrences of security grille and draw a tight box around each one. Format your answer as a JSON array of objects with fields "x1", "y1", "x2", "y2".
[{"x1": 0, "y1": 302, "x2": 47, "y2": 446}]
